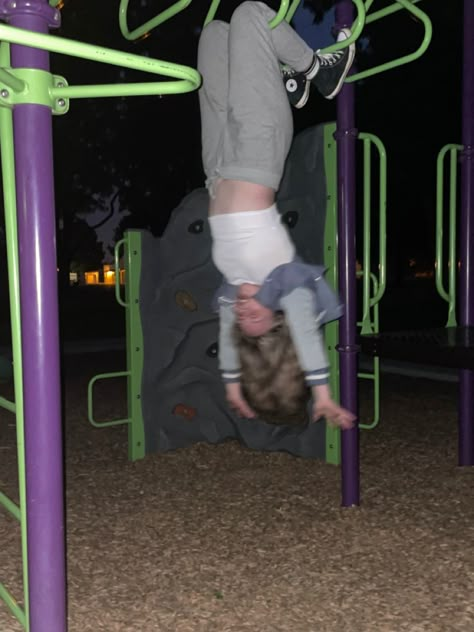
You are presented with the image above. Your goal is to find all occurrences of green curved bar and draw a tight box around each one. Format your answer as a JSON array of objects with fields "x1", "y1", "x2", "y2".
[
  {"x1": 0, "y1": 23, "x2": 201, "y2": 100},
  {"x1": 358, "y1": 132, "x2": 387, "y2": 317},
  {"x1": 114, "y1": 239, "x2": 127, "y2": 308},
  {"x1": 365, "y1": 0, "x2": 422, "y2": 23},
  {"x1": 347, "y1": 0, "x2": 432, "y2": 82},
  {"x1": 119, "y1": 0, "x2": 192, "y2": 41},
  {"x1": 436, "y1": 143, "x2": 463, "y2": 327},
  {"x1": 285, "y1": 0, "x2": 304, "y2": 24},
  {"x1": 318, "y1": 0, "x2": 366, "y2": 55},
  {"x1": 205, "y1": 0, "x2": 290, "y2": 28},
  {"x1": 88, "y1": 372, "x2": 131, "y2": 427}
]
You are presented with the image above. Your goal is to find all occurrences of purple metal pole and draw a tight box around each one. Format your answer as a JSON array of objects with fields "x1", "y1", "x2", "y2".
[
  {"x1": 335, "y1": 0, "x2": 359, "y2": 506},
  {"x1": 8, "y1": 1, "x2": 67, "y2": 630},
  {"x1": 458, "y1": 0, "x2": 474, "y2": 466}
]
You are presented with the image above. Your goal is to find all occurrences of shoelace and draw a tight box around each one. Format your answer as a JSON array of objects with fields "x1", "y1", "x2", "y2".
[
  {"x1": 281, "y1": 65, "x2": 299, "y2": 78},
  {"x1": 317, "y1": 50, "x2": 344, "y2": 67}
]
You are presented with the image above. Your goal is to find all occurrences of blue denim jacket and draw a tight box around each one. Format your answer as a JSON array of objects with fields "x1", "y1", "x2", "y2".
[{"x1": 213, "y1": 260, "x2": 344, "y2": 387}]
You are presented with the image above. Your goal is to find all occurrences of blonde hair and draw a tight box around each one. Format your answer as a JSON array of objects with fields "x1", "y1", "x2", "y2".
[{"x1": 235, "y1": 313, "x2": 310, "y2": 425}]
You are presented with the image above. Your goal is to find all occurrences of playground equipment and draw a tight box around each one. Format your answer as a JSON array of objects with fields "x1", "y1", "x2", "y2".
[
  {"x1": 0, "y1": 1, "x2": 472, "y2": 632},
  {"x1": 89, "y1": 121, "x2": 386, "y2": 463}
]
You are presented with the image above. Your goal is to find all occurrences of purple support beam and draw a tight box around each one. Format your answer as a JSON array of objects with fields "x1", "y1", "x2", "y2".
[
  {"x1": 9, "y1": 1, "x2": 67, "y2": 630},
  {"x1": 335, "y1": 0, "x2": 359, "y2": 506},
  {"x1": 459, "y1": 0, "x2": 474, "y2": 466}
]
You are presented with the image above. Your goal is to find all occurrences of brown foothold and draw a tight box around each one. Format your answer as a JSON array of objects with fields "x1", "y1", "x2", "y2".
[
  {"x1": 175, "y1": 290, "x2": 197, "y2": 312},
  {"x1": 172, "y1": 403, "x2": 197, "y2": 421}
]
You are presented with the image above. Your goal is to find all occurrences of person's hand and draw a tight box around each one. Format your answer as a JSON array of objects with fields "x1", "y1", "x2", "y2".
[
  {"x1": 225, "y1": 382, "x2": 256, "y2": 418},
  {"x1": 312, "y1": 400, "x2": 355, "y2": 430},
  {"x1": 311, "y1": 383, "x2": 355, "y2": 430}
]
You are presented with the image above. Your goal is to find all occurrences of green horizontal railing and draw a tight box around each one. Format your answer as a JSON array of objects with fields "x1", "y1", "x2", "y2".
[
  {"x1": 0, "y1": 23, "x2": 200, "y2": 100},
  {"x1": 347, "y1": 0, "x2": 431, "y2": 82},
  {"x1": 436, "y1": 143, "x2": 463, "y2": 328}
]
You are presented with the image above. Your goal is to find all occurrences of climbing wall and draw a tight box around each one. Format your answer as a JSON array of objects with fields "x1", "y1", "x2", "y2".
[{"x1": 139, "y1": 123, "x2": 331, "y2": 457}]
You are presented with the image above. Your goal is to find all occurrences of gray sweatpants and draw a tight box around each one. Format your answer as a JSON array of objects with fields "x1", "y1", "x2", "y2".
[{"x1": 197, "y1": 1, "x2": 314, "y2": 193}]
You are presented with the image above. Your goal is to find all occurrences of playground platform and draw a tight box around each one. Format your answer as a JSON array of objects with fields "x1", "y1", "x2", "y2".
[{"x1": 0, "y1": 350, "x2": 472, "y2": 631}]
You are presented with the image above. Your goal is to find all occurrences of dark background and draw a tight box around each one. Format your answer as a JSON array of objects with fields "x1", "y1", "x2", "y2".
[{"x1": 0, "y1": 1, "x2": 465, "y2": 342}]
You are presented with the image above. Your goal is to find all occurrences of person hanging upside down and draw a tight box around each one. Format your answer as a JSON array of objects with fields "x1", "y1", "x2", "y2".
[{"x1": 197, "y1": 1, "x2": 356, "y2": 429}]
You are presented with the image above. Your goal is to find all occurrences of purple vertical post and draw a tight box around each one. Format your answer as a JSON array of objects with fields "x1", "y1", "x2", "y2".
[
  {"x1": 459, "y1": 0, "x2": 474, "y2": 466},
  {"x1": 8, "y1": 1, "x2": 67, "y2": 630},
  {"x1": 335, "y1": 0, "x2": 359, "y2": 506}
]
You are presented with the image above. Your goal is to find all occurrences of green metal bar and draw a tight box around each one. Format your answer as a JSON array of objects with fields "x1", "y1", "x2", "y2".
[
  {"x1": 358, "y1": 372, "x2": 375, "y2": 380},
  {"x1": 361, "y1": 137, "x2": 372, "y2": 334},
  {"x1": 364, "y1": 0, "x2": 376, "y2": 13},
  {"x1": 347, "y1": 0, "x2": 432, "y2": 82},
  {"x1": 357, "y1": 271, "x2": 381, "y2": 430},
  {"x1": 0, "y1": 583, "x2": 26, "y2": 629},
  {"x1": 88, "y1": 371, "x2": 131, "y2": 428},
  {"x1": 88, "y1": 232, "x2": 145, "y2": 459},
  {"x1": 0, "y1": 491, "x2": 20, "y2": 521},
  {"x1": 285, "y1": 0, "x2": 304, "y2": 24},
  {"x1": 448, "y1": 147, "x2": 458, "y2": 327},
  {"x1": 0, "y1": 395, "x2": 16, "y2": 414},
  {"x1": 204, "y1": 0, "x2": 291, "y2": 28},
  {"x1": 0, "y1": 40, "x2": 29, "y2": 630},
  {"x1": 204, "y1": 0, "x2": 221, "y2": 25},
  {"x1": 119, "y1": 0, "x2": 192, "y2": 41},
  {"x1": 357, "y1": 271, "x2": 380, "y2": 430},
  {"x1": 318, "y1": 0, "x2": 366, "y2": 55},
  {"x1": 204, "y1": 0, "x2": 363, "y2": 50},
  {"x1": 323, "y1": 123, "x2": 341, "y2": 466},
  {"x1": 365, "y1": 0, "x2": 422, "y2": 24},
  {"x1": 358, "y1": 356, "x2": 380, "y2": 430},
  {"x1": 124, "y1": 231, "x2": 146, "y2": 461},
  {"x1": 114, "y1": 239, "x2": 127, "y2": 308},
  {"x1": 0, "y1": 23, "x2": 201, "y2": 100},
  {"x1": 268, "y1": 0, "x2": 290, "y2": 28},
  {"x1": 435, "y1": 143, "x2": 463, "y2": 327},
  {"x1": 0, "y1": 68, "x2": 26, "y2": 93},
  {"x1": 358, "y1": 132, "x2": 387, "y2": 316}
]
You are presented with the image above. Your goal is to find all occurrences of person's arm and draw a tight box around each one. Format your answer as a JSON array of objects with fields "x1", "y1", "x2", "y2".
[
  {"x1": 218, "y1": 302, "x2": 256, "y2": 418},
  {"x1": 279, "y1": 287, "x2": 329, "y2": 386},
  {"x1": 218, "y1": 301, "x2": 241, "y2": 383},
  {"x1": 280, "y1": 288, "x2": 354, "y2": 429}
]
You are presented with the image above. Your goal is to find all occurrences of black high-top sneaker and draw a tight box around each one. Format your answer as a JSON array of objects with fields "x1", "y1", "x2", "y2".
[
  {"x1": 312, "y1": 28, "x2": 355, "y2": 100},
  {"x1": 281, "y1": 55, "x2": 319, "y2": 109}
]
